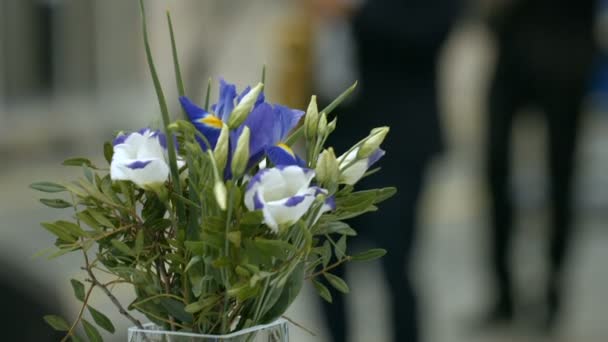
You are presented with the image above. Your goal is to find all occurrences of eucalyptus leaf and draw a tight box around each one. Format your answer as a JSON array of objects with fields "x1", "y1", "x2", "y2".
[
  {"x1": 30, "y1": 181, "x2": 66, "y2": 193},
  {"x1": 324, "y1": 273, "x2": 349, "y2": 294},
  {"x1": 40, "y1": 198, "x2": 72, "y2": 209},
  {"x1": 261, "y1": 262, "x2": 304, "y2": 323},
  {"x1": 82, "y1": 319, "x2": 103, "y2": 342},
  {"x1": 63, "y1": 157, "x2": 96, "y2": 168},
  {"x1": 103, "y1": 141, "x2": 113, "y2": 164},
  {"x1": 43, "y1": 314, "x2": 70, "y2": 331},
  {"x1": 160, "y1": 298, "x2": 193, "y2": 323},
  {"x1": 111, "y1": 239, "x2": 134, "y2": 256},
  {"x1": 351, "y1": 248, "x2": 387, "y2": 262},
  {"x1": 88, "y1": 306, "x2": 115, "y2": 333},
  {"x1": 312, "y1": 280, "x2": 332, "y2": 303},
  {"x1": 41, "y1": 222, "x2": 76, "y2": 242},
  {"x1": 334, "y1": 235, "x2": 347, "y2": 260},
  {"x1": 70, "y1": 279, "x2": 86, "y2": 302}
]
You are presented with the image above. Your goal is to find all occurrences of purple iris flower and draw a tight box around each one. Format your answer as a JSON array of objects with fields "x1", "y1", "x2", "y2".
[{"x1": 179, "y1": 79, "x2": 304, "y2": 178}]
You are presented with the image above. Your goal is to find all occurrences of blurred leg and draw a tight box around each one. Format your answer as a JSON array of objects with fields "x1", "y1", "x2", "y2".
[
  {"x1": 485, "y1": 62, "x2": 520, "y2": 319},
  {"x1": 544, "y1": 93, "x2": 583, "y2": 327},
  {"x1": 320, "y1": 263, "x2": 349, "y2": 342},
  {"x1": 376, "y1": 163, "x2": 425, "y2": 342}
]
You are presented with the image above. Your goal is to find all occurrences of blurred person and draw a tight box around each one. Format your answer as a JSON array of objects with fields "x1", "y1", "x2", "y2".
[
  {"x1": 482, "y1": 0, "x2": 597, "y2": 330},
  {"x1": 308, "y1": 1, "x2": 460, "y2": 341}
]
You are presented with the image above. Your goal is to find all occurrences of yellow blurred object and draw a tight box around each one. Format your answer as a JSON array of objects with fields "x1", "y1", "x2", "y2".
[{"x1": 275, "y1": 8, "x2": 314, "y2": 110}]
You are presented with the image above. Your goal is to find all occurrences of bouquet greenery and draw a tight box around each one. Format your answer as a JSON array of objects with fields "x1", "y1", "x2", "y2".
[{"x1": 31, "y1": 2, "x2": 395, "y2": 341}]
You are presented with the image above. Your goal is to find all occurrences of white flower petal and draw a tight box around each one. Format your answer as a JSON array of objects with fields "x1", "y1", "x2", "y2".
[
  {"x1": 339, "y1": 159, "x2": 368, "y2": 185},
  {"x1": 263, "y1": 192, "x2": 316, "y2": 232},
  {"x1": 117, "y1": 159, "x2": 169, "y2": 189}
]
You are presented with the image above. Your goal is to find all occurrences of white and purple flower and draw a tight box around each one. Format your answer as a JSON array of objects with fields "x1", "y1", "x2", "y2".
[
  {"x1": 337, "y1": 147, "x2": 385, "y2": 185},
  {"x1": 244, "y1": 166, "x2": 334, "y2": 232},
  {"x1": 110, "y1": 128, "x2": 171, "y2": 189}
]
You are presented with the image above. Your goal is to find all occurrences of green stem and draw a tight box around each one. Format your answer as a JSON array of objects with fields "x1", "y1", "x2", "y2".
[
  {"x1": 221, "y1": 183, "x2": 235, "y2": 333},
  {"x1": 139, "y1": 0, "x2": 186, "y2": 225}
]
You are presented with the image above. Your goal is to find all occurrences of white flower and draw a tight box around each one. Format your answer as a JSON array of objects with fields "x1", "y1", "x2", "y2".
[
  {"x1": 244, "y1": 165, "x2": 324, "y2": 232},
  {"x1": 337, "y1": 147, "x2": 385, "y2": 185},
  {"x1": 110, "y1": 129, "x2": 171, "y2": 189}
]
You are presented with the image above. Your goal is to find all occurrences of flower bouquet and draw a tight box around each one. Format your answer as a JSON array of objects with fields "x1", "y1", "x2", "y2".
[{"x1": 31, "y1": 2, "x2": 395, "y2": 341}]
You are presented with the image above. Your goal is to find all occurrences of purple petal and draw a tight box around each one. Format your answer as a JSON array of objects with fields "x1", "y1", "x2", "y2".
[
  {"x1": 325, "y1": 196, "x2": 336, "y2": 210},
  {"x1": 367, "y1": 149, "x2": 386, "y2": 168},
  {"x1": 180, "y1": 96, "x2": 222, "y2": 150},
  {"x1": 266, "y1": 144, "x2": 306, "y2": 167},
  {"x1": 284, "y1": 195, "x2": 306, "y2": 207},
  {"x1": 126, "y1": 160, "x2": 152, "y2": 170},
  {"x1": 113, "y1": 133, "x2": 129, "y2": 146},
  {"x1": 214, "y1": 79, "x2": 237, "y2": 121},
  {"x1": 246, "y1": 168, "x2": 270, "y2": 192},
  {"x1": 271, "y1": 105, "x2": 304, "y2": 143},
  {"x1": 253, "y1": 190, "x2": 265, "y2": 210},
  {"x1": 237, "y1": 103, "x2": 275, "y2": 166}
]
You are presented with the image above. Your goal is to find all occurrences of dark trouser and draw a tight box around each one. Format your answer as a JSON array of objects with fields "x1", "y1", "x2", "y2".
[
  {"x1": 486, "y1": 56, "x2": 585, "y2": 318},
  {"x1": 320, "y1": 162, "x2": 426, "y2": 342}
]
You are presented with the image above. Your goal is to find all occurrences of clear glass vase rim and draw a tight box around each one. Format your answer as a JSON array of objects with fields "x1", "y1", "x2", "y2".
[{"x1": 128, "y1": 318, "x2": 288, "y2": 338}]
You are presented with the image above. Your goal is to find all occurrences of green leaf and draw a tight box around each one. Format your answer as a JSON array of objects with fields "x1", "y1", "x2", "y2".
[
  {"x1": 82, "y1": 319, "x2": 103, "y2": 342},
  {"x1": 103, "y1": 141, "x2": 113, "y2": 164},
  {"x1": 88, "y1": 209, "x2": 114, "y2": 228},
  {"x1": 70, "y1": 279, "x2": 86, "y2": 302},
  {"x1": 351, "y1": 248, "x2": 387, "y2": 262},
  {"x1": 320, "y1": 240, "x2": 331, "y2": 268},
  {"x1": 56, "y1": 220, "x2": 87, "y2": 238},
  {"x1": 184, "y1": 241, "x2": 205, "y2": 255},
  {"x1": 160, "y1": 298, "x2": 193, "y2": 323},
  {"x1": 167, "y1": 12, "x2": 185, "y2": 98},
  {"x1": 240, "y1": 210, "x2": 264, "y2": 225},
  {"x1": 71, "y1": 334, "x2": 86, "y2": 342},
  {"x1": 83, "y1": 165, "x2": 94, "y2": 183},
  {"x1": 63, "y1": 157, "x2": 96, "y2": 168},
  {"x1": 40, "y1": 198, "x2": 72, "y2": 209},
  {"x1": 183, "y1": 301, "x2": 204, "y2": 314},
  {"x1": 41, "y1": 222, "x2": 76, "y2": 242},
  {"x1": 76, "y1": 211, "x2": 102, "y2": 231},
  {"x1": 261, "y1": 262, "x2": 304, "y2": 323},
  {"x1": 88, "y1": 306, "x2": 115, "y2": 333},
  {"x1": 252, "y1": 238, "x2": 296, "y2": 260},
  {"x1": 204, "y1": 77, "x2": 212, "y2": 110},
  {"x1": 30, "y1": 181, "x2": 66, "y2": 193},
  {"x1": 111, "y1": 239, "x2": 134, "y2": 256},
  {"x1": 374, "y1": 187, "x2": 397, "y2": 204},
  {"x1": 138, "y1": 0, "x2": 185, "y2": 223},
  {"x1": 43, "y1": 314, "x2": 70, "y2": 331},
  {"x1": 135, "y1": 229, "x2": 144, "y2": 254},
  {"x1": 312, "y1": 279, "x2": 332, "y2": 303},
  {"x1": 334, "y1": 235, "x2": 347, "y2": 260},
  {"x1": 324, "y1": 273, "x2": 349, "y2": 294},
  {"x1": 143, "y1": 218, "x2": 172, "y2": 231},
  {"x1": 317, "y1": 221, "x2": 357, "y2": 236}
]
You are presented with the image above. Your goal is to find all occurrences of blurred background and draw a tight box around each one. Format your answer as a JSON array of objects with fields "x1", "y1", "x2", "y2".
[{"x1": 2, "y1": 0, "x2": 608, "y2": 341}]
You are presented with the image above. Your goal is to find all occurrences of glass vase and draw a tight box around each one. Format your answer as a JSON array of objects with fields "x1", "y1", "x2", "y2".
[{"x1": 127, "y1": 319, "x2": 289, "y2": 342}]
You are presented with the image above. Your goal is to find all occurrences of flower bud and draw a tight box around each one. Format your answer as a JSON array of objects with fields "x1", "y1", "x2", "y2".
[
  {"x1": 213, "y1": 124, "x2": 230, "y2": 174},
  {"x1": 358, "y1": 126, "x2": 389, "y2": 159},
  {"x1": 327, "y1": 117, "x2": 337, "y2": 134},
  {"x1": 304, "y1": 95, "x2": 319, "y2": 140},
  {"x1": 315, "y1": 148, "x2": 339, "y2": 186},
  {"x1": 214, "y1": 181, "x2": 227, "y2": 210},
  {"x1": 227, "y1": 83, "x2": 263, "y2": 129},
  {"x1": 317, "y1": 112, "x2": 328, "y2": 138},
  {"x1": 231, "y1": 126, "x2": 250, "y2": 178}
]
